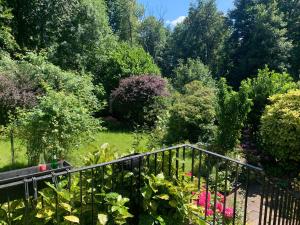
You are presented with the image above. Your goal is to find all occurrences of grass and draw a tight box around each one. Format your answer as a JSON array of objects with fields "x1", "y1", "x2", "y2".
[{"x1": 0, "y1": 131, "x2": 148, "y2": 170}]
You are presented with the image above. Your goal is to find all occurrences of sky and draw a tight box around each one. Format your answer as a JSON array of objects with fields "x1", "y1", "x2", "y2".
[{"x1": 138, "y1": 0, "x2": 234, "y2": 27}]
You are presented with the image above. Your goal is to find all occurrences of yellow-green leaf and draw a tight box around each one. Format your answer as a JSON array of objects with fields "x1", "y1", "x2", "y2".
[
  {"x1": 98, "y1": 214, "x2": 108, "y2": 225},
  {"x1": 64, "y1": 215, "x2": 80, "y2": 224}
]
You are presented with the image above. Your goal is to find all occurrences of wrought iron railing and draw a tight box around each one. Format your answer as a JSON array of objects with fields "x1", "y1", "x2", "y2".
[{"x1": 0, "y1": 144, "x2": 299, "y2": 225}]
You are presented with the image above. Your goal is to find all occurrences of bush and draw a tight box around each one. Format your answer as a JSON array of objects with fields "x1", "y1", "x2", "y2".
[
  {"x1": 216, "y1": 78, "x2": 252, "y2": 152},
  {"x1": 260, "y1": 90, "x2": 300, "y2": 173},
  {"x1": 241, "y1": 67, "x2": 297, "y2": 131},
  {"x1": 172, "y1": 58, "x2": 215, "y2": 92},
  {"x1": 98, "y1": 42, "x2": 161, "y2": 95},
  {"x1": 17, "y1": 90, "x2": 101, "y2": 164},
  {"x1": 110, "y1": 75, "x2": 169, "y2": 126},
  {"x1": 0, "y1": 53, "x2": 103, "y2": 124},
  {"x1": 166, "y1": 81, "x2": 217, "y2": 144},
  {"x1": 0, "y1": 74, "x2": 37, "y2": 125}
]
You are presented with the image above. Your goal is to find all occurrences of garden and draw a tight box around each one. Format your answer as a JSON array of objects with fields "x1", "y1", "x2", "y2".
[{"x1": 1, "y1": 0, "x2": 300, "y2": 224}]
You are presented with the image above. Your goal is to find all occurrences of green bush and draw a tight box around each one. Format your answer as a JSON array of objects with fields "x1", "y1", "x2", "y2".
[
  {"x1": 241, "y1": 67, "x2": 297, "y2": 131},
  {"x1": 216, "y1": 78, "x2": 252, "y2": 152},
  {"x1": 17, "y1": 90, "x2": 101, "y2": 164},
  {"x1": 98, "y1": 42, "x2": 161, "y2": 95},
  {"x1": 260, "y1": 90, "x2": 300, "y2": 172},
  {"x1": 166, "y1": 80, "x2": 217, "y2": 144},
  {"x1": 172, "y1": 58, "x2": 215, "y2": 92}
]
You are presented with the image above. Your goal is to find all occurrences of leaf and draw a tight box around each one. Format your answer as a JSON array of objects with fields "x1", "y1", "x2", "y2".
[
  {"x1": 60, "y1": 202, "x2": 72, "y2": 212},
  {"x1": 98, "y1": 214, "x2": 108, "y2": 225},
  {"x1": 155, "y1": 194, "x2": 169, "y2": 200},
  {"x1": 169, "y1": 200, "x2": 177, "y2": 207},
  {"x1": 64, "y1": 215, "x2": 80, "y2": 224}
]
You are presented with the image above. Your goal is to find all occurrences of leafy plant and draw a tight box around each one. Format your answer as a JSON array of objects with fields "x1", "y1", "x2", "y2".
[
  {"x1": 260, "y1": 90, "x2": 300, "y2": 175},
  {"x1": 110, "y1": 75, "x2": 169, "y2": 126},
  {"x1": 17, "y1": 89, "x2": 101, "y2": 164},
  {"x1": 97, "y1": 193, "x2": 133, "y2": 225},
  {"x1": 216, "y1": 78, "x2": 252, "y2": 152},
  {"x1": 166, "y1": 80, "x2": 217, "y2": 144}
]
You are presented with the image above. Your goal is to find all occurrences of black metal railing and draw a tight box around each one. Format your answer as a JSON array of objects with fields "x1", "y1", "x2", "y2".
[{"x1": 0, "y1": 144, "x2": 299, "y2": 225}]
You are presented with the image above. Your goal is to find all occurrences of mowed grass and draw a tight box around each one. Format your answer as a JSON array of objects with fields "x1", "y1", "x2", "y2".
[{"x1": 0, "y1": 131, "x2": 148, "y2": 170}]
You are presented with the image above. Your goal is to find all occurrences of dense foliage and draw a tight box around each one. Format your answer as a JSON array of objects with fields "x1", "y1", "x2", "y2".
[
  {"x1": 172, "y1": 58, "x2": 215, "y2": 92},
  {"x1": 241, "y1": 67, "x2": 297, "y2": 131},
  {"x1": 110, "y1": 75, "x2": 168, "y2": 126},
  {"x1": 260, "y1": 90, "x2": 300, "y2": 173},
  {"x1": 166, "y1": 81, "x2": 216, "y2": 144},
  {"x1": 216, "y1": 78, "x2": 252, "y2": 152},
  {"x1": 18, "y1": 90, "x2": 101, "y2": 164},
  {"x1": 99, "y1": 43, "x2": 161, "y2": 95}
]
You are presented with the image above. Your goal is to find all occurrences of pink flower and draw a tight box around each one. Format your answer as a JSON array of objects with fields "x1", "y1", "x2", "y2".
[
  {"x1": 224, "y1": 208, "x2": 234, "y2": 219},
  {"x1": 206, "y1": 209, "x2": 214, "y2": 216},
  {"x1": 197, "y1": 191, "x2": 211, "y2": 208},
  {"x1": 217, "y1": 193, "x2": 225, "y2": 203},
  {"x1": 216, "y1": 202, "x2": 223, "y2": 212},
  {"x1": 186, "y1": 172, "x2": 192, "y2": 177}
]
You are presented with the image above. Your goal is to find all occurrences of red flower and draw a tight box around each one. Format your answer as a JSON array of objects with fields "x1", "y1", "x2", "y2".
[
  {"x1": 224, "y1": 208, "x2": 234, "y2": 218},
  {"x1": 216, "y1": 202, "x2": 223, "y2": 212}
]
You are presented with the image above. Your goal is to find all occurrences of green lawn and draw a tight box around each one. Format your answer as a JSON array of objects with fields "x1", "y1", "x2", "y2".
[{"x1": 0, "y1": 131, "x2": 148, "y2": 170}]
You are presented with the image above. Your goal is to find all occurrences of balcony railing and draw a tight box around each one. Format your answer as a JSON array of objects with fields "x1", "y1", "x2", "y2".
[{"x1": 0, "y1": 144, "x2": 299, "y2": 225}]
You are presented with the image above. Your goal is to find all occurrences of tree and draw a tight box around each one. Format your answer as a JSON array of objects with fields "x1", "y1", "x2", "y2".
[
  {"x1": 138, "y1": 16, "x2": 168, "y2": 66},
  {"x1": 278, "y1": 0, "x2": 300, "y2": 80},
  {"x1": 105, "y1": 0, "x2": 143, "y2": 45},
  {"x1": 164, "y1": 0, "x2": 229, "y2": 76},
  {"x1": 8, "y1": 0, "x2": 76, "y2": 50},
  {"x1": 0, "y1": 0, "x2": 18, "y2": 52},
  {"x1": 49, "y1": 0, "x2": 116, "y2": 73},
  {"x1": 227, "y1": 0, "x2": 292, "y2": 86},
  {"x1": 98, "y1": 42, "x2": 161, "y2": 95},
  {"x1": 172, "y1": 58, "x2": 215, "y2": 92}
]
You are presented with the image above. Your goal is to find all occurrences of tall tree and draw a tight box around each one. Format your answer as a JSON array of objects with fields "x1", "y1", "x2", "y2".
[
  {"x1": 163, "y1": 0, "x2": 229, "y2": 76},
  {"x1": 226, "y1": 0, "x2": 292, "y2": 86},
  {"x1": 138, "y1": 16, "x2": 168, "y2": 66},
  {"x1": 105, "y1": 0, "x2": 143, "y2": 45},
  {"x1": 0, "y1": 0, "x2": 18, "y2": 52},
  {"x1": 50, "y1": 0, "x2": 116, "y2": 73},
  {"x1": 8, "y1": 0, "x2": 77, "y2": 50},
  {"x1": 278, "y1": 0, "x2": 300, "y2": 80}
]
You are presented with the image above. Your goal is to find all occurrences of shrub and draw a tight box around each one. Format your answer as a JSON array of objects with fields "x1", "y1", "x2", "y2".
[
  {"x1": 172, "y1": 58, "x2": 215, "y2": 92},
  {"x1": 241, "y1": 67, "x2": 297, "y2": 131},
  {"x1": 0, "y1": 74, "x2": 37, "y2": 125},
  {"x1": 110, "y1": 75, "x2": 169, "y2": 126},
  {"x1": 17, "y1": 90, "x2": 101, "y2": 164},
  {"x1": 166, "y1": 80, "x2": 217, "y2": 144},
  {"x1": 260, "y1": 90, "x2": 300, "y2": 173},
  {"x1": 216, "y1": 78, "x2": 252, "y2": 152},
  {"x1": 98, "y1": 42, "x2": 161, "y2": 95}
]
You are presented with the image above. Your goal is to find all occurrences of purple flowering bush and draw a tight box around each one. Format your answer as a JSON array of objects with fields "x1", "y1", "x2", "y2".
[{"x1": 110, "y1": 75, "x2": 169, "y2": 125}]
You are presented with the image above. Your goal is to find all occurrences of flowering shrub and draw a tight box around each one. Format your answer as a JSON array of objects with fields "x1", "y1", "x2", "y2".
[
  {"x1": 110, "y1": 75, "x2": 169, "y2": 125},
  {"x1": 192, "y1": 190, "x2": 234, "y2": 223}
]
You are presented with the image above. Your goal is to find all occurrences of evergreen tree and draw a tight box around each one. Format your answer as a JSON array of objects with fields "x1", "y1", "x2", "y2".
[{"x1": 227, "y1": 0, "x2": 292, "y2": 86}]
